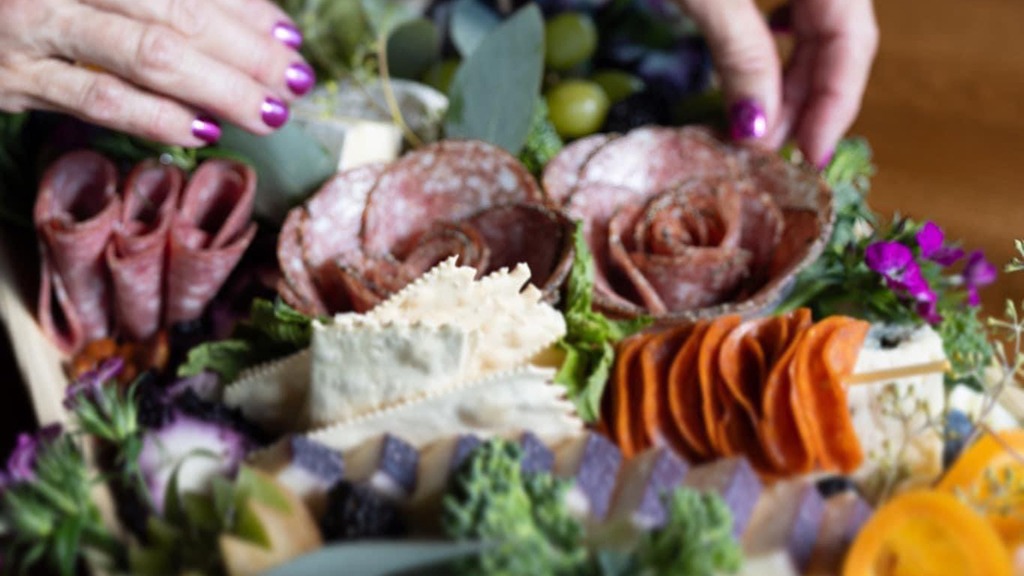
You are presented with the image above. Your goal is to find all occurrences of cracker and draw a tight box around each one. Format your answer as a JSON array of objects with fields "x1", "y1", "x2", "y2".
[
  {"x1": 307, "y1": 319, "x2": 473, "y2": 428},
  {"x1": 223, "y1": 349, "x2": 311, "y2": 433}
]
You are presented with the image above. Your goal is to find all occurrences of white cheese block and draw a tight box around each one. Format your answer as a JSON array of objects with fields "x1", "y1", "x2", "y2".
[
  {"x1": 306, "y1": 366, "x2": 582, "y2": 454},
  {"x1": 307, "y1": 320, "x2": 471, "y2": 428},
  {"x1": 847, "y1": 324, "x2": 947, "y2": 503},
  {"x1": 338, "y1": 121, "x2": 403, "y2": 172},
  {"x1": 742, "y1": 479, "x2": 825, "y2": 573},
  {"x1": 223, "y1": 350, "x2": 311, "y2": 433},
  {"x1": 948, "y1": 384, "x2": 1018, "y2": 431}
]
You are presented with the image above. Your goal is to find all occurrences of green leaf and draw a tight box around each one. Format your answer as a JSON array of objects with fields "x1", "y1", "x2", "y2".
[
  {"x1": 444, "y1": 4, "x2": 545, "y2": 154},
  {"x1": 246, "y1": 298, "x2": 314, "y2": 348},
  {"x1": 177, "y1": 339, "x2": 254, "y2": 382},
  {"x1": 360, "y1": 0, "x2": 422, "y2": 38},
  {"x1": 450, "y1": 0, "x2": 502, "y2": 57},
  {"x1": 386, "y1": 18, "x2": 441, "y2": 80},
  {"x1": 218, "y1": 122, "x2": 335, "y2": 224},
  {"x1": 261, "y1": 541, "x2": 486, "y2": 576}
]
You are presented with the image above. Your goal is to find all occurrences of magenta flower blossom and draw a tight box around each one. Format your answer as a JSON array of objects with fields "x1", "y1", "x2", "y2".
[
  {"x1": 5, "y1": 424, "x2": 62, "y2": 484},
  {"x1": 963, "y1": 250, "x2": 997, "y2": 306},
  {"x1": 916, "y1": 221, "x2": 964, "y2": 266},
  {"x1": 865, "y1": 241, "x2": 932, "y2": 296}
]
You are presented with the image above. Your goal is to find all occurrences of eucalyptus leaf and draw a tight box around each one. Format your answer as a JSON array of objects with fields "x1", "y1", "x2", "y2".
[
  {"x1": 444, "y1": 4, "x2": 544, "y2": 154},
  {"x1": 450, "y1": 0, "x2": 502, "y2": 57},
  {"x1": 262, "y1": 541, "x2": 485, "y2": 576},
  {"x1": 360, "y1": 0, "x2": 426, "y2": 38},
  {"x1": 217, "y1": 122, "x2": 334, "y2": 224},
  {"x1": 387, "y1": 18, "x2": 441, "y2": 80}
]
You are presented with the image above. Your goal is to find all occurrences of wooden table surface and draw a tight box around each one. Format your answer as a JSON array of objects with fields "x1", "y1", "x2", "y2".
[{"x1": 3, "y1": 0, "x2": 1024, "y2": 456}]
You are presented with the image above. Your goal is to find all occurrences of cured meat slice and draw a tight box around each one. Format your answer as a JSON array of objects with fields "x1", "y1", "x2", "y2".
[
  {"x1": 106, "y1": 161, "x2": 182, "y2": 340},
  {"x1": 698, "y1": 315, "x2": 741, "y2": 455},
  {"x1": 302, "y1": 164, "x2": 385, "y2": 269},
  {"x1": 400, "y1": 222, "x2": 491, "y2": 278},
  {"x1": 541, "y1": 133, "x2": 615, "y2": 203},
  {"x1": 578, "y1": 126, "x2": 735, "y2": 193},
  {"x1": 761, "y1": 332, "x2": 814, "y2": 475},
  {"x1": 166, "y1": 160, "x2": 258, "y2": 325},
  {"x1": 277, "y1": 208, "x2": 327, "y2": 316},
  {"x1": 603, "y1": 333, "x2": 648, "y2": 457},
  {"x1": 668, "y1": 321, "x2": 713, "y2": 460},
  {"x1": 461, "y1": 203, "x2": 574, "y2": 301},
  {"x1": 639, "y1": 325, "x2": 692, "y2": 450},
  {"x1": 361, "y1": 140, "x2": 542, "y2": 256},
  {"x1": 34, "y1": 150, "x2": 120, "y2": 353}
]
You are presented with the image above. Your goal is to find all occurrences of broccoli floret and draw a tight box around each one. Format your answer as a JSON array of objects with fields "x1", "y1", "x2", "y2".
[
  {"x1": 441, "y1": 439, "x2": 588, "y2": 576},
  {"x1": 519, "y1": 100, "x2": 564, "y2": 176},
  {"x1": 634, "y1": 487, "x2": 743, "y2": 576}
]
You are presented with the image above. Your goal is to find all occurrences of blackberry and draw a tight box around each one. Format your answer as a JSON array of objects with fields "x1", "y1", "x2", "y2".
[
  {"x1": 133, "y1": 371, "x2": 171, "y2": 429},
  {"x1": 320, "y1": 481, "x2": 406, "y2": 541},
  {"x1": 174, "y1": 389, "x2": 272, "y2": 447},
  {"x1": 602, "y1": 90, "x2": 672, "y2": 133}
]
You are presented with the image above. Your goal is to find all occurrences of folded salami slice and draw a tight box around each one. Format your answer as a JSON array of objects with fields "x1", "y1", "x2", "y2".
[
  {"x1": 106, "y1": 161, "x2": 183, "y2": 340},
  {"x1": 166, "y1": 160, "x2": 257, "y2": 325},
  {"x1": 34, "y1": 150, "x2": 120, "y2": 353},
  {"x1": 541, "y1": 133, "x2": 615, "y2": 203},
  {"x1": 361, "y1": 140, "x2": 543, "y2": 257}
]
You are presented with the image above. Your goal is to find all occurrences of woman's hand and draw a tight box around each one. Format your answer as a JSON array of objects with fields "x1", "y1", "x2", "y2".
[
  {"x1": 0, "y1": 0, "x2": 315, "y2": 146},
  {"x1": 677, "y1": 0, "x2": 879, "y2": 168}
]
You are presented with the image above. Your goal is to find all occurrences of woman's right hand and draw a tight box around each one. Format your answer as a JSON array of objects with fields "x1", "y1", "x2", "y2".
[{"x1": 0, "y1": 0, "x2": 316, "y2": 146}]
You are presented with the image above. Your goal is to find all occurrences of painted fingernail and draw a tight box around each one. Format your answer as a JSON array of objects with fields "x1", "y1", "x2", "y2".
[
  {"x1": 273, "y1": 21, "x2": 303, "y2": 50},
  {"x1": 817, "y1": 149, "x2": 835, "y2": 171},
  {"x1": 261, "y1": 97, "x2": 289, "y2": 128},
  {"x1": 729, "y1": 99, "x2": 767, "y2": 141},
  {"x1": 285, "y1": 62, "x2": 315, "y2": 96},
  {"x1": 191, "y1": 114, "x2": 221, "y2": 144}
]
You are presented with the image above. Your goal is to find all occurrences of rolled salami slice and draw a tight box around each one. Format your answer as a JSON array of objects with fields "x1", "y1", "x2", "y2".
[
  {"x1": 166, "y1": 160, "x2": 257, "y2": 325},
  {"x1": 541, "y1": 133, "x2": 615, "y2": 204},
  {"x1": 34, "y1": 150, "x2": 120, "y2": 353},
  {"x1": 361, "y1": 140, "x2": 543, "y2": 257},
  {"x1": 106, "y1": 161, "x2": 182, "y2": 340},
  {"x1": 461, "y1": 203, "x2": 575, "y2": 302}
]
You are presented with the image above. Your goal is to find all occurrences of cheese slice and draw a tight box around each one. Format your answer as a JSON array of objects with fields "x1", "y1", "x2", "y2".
[
  {"x1": 223, "y1": 350, "x2": 311, "y2": 433},
  {"x1": 847, "y1": 324, "x2": 947, "y2": 503},
  {"x1": 306, "y1": 366, "x2": 582, "y2": 454},
  {"x1": 307, "y1": 320, "x2": 471, "y2": 428}
]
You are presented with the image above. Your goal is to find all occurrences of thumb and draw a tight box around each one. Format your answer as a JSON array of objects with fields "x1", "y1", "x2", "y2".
[{"x1": 676, "y1": 0, "x2": 781, "y2": 142}]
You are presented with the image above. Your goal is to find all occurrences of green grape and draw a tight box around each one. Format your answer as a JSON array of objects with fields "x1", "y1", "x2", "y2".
[
  {"x1": 590, "y1": 69, "x2": 645, "y2": 104},
  {"x1": 544, "y1": 12, "x2": 598, "y2": 72},
  {"x1": 545, "y1": 80, "x2": 611, "y2": 139},
  {"x1": 422, "y1": 59, "x2": 460, "y2": 95}
]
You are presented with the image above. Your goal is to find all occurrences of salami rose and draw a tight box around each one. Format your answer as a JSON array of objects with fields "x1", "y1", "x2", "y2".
[
  {"x1": 34, "y1": 150, "x2": 120, "y2": 353},
  {"x1": 545, "y1": 126, "x2": 832, "y2": 321}
]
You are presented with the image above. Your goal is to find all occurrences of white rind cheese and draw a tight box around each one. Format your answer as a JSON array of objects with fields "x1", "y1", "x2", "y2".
[
  {"x1": 306, "y1": 366, "x2": 582, "y2": 454},
  {"x1": 847, "y1": 324, "x2": 947, "y2": 503}
]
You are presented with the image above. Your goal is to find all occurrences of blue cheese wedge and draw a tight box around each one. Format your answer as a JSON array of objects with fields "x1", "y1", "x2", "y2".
[
  {"x1": 846, "y1": 324, "x2": 947, "y2": 502},
  {"x1": 306, "y1": 320, "x2": 471, "y2": 427},
  {"x1": 306, "y1": 366, "x2": 582, "y2": 455}
]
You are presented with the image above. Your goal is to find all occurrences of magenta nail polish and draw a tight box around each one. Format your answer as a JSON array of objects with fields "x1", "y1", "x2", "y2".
[
  {"x1": 191, "y1": 115, "x2": 221, "y2": 144},
  {"x1": 285, "y1": 62, "x2": 315, "y2": 96},
  {"x1": 729, "y1": 99, "x2": 767, "y2": 141},
  {"x1": 817, "y1": 150, "x2": 835, "y2": 171},
  {"x1": 273, "y1": 21, "x2": 303, "y2": 50},
  {"x1": 261, "y1": 97, "x2": 289, "y2": 128}
]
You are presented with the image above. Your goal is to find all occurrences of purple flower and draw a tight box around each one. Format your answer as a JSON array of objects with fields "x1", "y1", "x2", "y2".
[
  {"x1": 5, "y1": 424, "x2": 62, "y2": 484},
  {"x1": 916, "y1": 221, "x2": 964, "y2": 266},
  {"x1": 865, "y1": 241, "x2": 933, "y2": 294},
  {"x1": 959, "y1": 250, "x2": 997, "y2": 306},
  {"x1": 63, "y1": 357, "x2": 123, "y2": 411},
  {"x1": 917, "y1": 298, "x2": 943, "y2": 324}
]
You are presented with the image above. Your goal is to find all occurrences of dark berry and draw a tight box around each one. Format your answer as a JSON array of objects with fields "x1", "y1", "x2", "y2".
[
  {"x1": 174, "y1": 389, "x2": 272, "y2": 447},
  {"x1": 320, "y1": 481, "x2": 406, "y2": 541},
  {"x1": 602, "y1": 90, "x2": 672, "y2": 133}
]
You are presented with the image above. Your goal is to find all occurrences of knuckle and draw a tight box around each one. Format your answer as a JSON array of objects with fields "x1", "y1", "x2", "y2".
[
  {"x1": 169, "y1": 0, "x2": 205, "y2": 36},
  {"x1": 136, "y1": 26, "x2": 178, "y2": 73},
  {"x1": 137, "y1": 103, "x2": 174, "y2": 142},
  {"x1": 80, "y1": 76, "x2": 126, "y2": 124}
]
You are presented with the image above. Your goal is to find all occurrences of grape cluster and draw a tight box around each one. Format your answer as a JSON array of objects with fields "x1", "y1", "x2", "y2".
[{"x1": 424, "y1": 0, "x2": 715, "y2": 140}]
